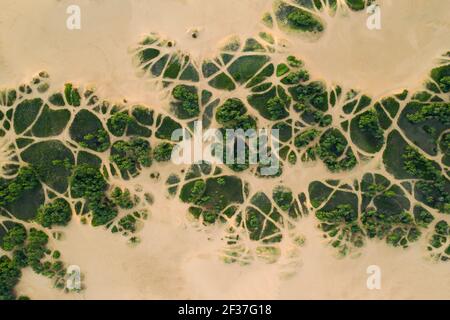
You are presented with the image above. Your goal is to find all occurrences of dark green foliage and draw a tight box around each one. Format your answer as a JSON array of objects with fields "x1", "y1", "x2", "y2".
[
  {"x1": 111, "y1": 187, "x2": 134, "y2": 209},
  {"x1": 132, "y1": 106, "x2": 154, "y2": 126},
  {"x1": 171, "y1": 85, "x2": 200, "y2": 119},
  {"x1": 48, "y1": 93, "x2": 65, "y2": 106},
  {"x1": 153, "y1": 142, "x2": 174, "y2": 162},
  {"x1": 21, "y1": 140, "x2": 74, "y2": 193},
  {"x1": 110, "y1": 138, "x2": 152, "y2": 174},
  {"x1": 90, "y1": 198, "x2": 118, "y2": 227},
  {"x1": 266, "y1": 96, "x2": 290, "y2": 120},
  {"x1": 316, "y1": 204, "x2": 364, "y2": 254},
  {"x1": 64, "y1": 83, "x2": 81, "y2": 106},
  {"x1": 36, "y1": 198, "x2": 72, "y2": 228},
  {"x1": 216, "y1": 98, "x2": 256, "y2": 130},
  {"x1": 413, "y1": 206, "x2": 434, "y2": 228},
  {"x1": 294, "y1": 128, "x2": 320, "y2": 148},
  {"x1": 31, "y1": 105, "x2": 70, "y2": 137},
  {"x1": 317, "y1": 129, "x2": 357, "y2": 171},
  {"x1": 316, "y1": 204, "x2": 357, "y2": 223},
  {"x1": 430, "y1": 64, "x2": 450, "y2": 93},
  {"x1": 155, "y1": 116, "x2": 182, "y2": 140},
  {"x1": 402, "y1": 146, "x2": 441, "y2": 180},
  {"x1": 272, "y1": 186, "x2": 293, "y2": 211},
  {"x1": 70, "y1": 110, "x2": 110, "y2": 152},
  {"x1": 24, "y1": 228, "x2": 49, "y2": 273},
  {"x1": 402, "y1": 146, "x2": 450, "y2": 213},
  {"x1": 208, "y1": 72, "x2": 236, "y2": 90},
  {"x1": 398, "y1": 101, "x2": 447, "y2": 156},
  {"x1": 180, "y1": 176, "x2": 244, "y2": 214},
  {"x1": 0, "y1": 224, "x2": 26, "y2": 251},
  {"x1": 184, "y1": 180, "x2": 207, "y2": 204},
  {"x1": 358, "y1": 110, "x2": 383, "y2": 139},
  {"x1": 294, "y1": 102, "x2": 330, "y2": 126},
  {"x1": 346, "y1": 0, "x2": 366, "y2": 11},
  {"x1": 361, "y1": 209, "x2": 419, "y2": 247},
  {"x1": 0, "y1": 255, "x2": 21, "y2": 300},
  {"x1": 118, "y1": 214, "x2": 137, "y2": 232},
  {"x1": 406, "y1": 102, "x2": 449, "y2": 125},
  {"x1": 71, "y1": 165, "x2": 117, "y2": 226},
  {"x1": 70, "y1": 164, "x2": 107, "y2": 199},
  {"x1": 227, "y1": 55, "x2": 270, "y2": 85},
  {"x1": 13, "y1": 98, "x2": 43, "y2": 134},
  {"x1": 278, "y1": 3, "x2": 323, "y2": 32},
  {"x1": 0, "y1": 89, "x2": 17, "y2": 107},
  {"x1": 0, "y1": 167, "x2": 39, "y2": 207},
  {"x1": 126, "y1": 118, "x2": 152, "y2": 138},
  {"x1": 281, "y1": 69, "x2": 310, "y2": 85},
  {"x1": 350, "y1": 109, "x2": 384, "y2": 153},
  {"x1": 76, "y1": 151, "x2": 102, "y2": 169},
  {"x1": 107, "y1": 112, "x2": 132, "y2": 136}
]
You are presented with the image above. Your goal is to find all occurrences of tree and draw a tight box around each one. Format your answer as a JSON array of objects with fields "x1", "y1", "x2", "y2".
[
  {"x1": 0, "y1": 225, "x2": 27, "y2": 251},
  {"x1": 36, "y1": 198, "x2": 72, "y2": 228},
  {"x1": 189, "y1": 180, "x2": 206, "y2": 204},
  {"x1": 111, "y1": 187, "x2": 134, "y2": 209},
  {"x1": 407, "y1": 102, "x2": 450, "y2": 125},
  {"x1": 70, "y1": 164, "x2": 107, "y2": 199},
  {"x1": 110, "y1": 138, "x2": 152, "y2": 172},
  {"x1": 266, "y1": 96, "x2": 289, "y2": 120},
  {"x1": 118, "y1": 214, "x2": 137, "y2": 232},
  {"x1": 153, "y1": 142, "x2": 174, "y2": 162},
  {"x1": 107, "y1": 112, "x2": 132, "y2": 136},
  {"x1": 216, "y1": 98, "x2": 256, "y2": 130},
  {"x1": 80, "y1": 129, "x2": 110, "y2": 152},
  {"x1": 90, "y1": 197, "x2": 118, "y2": 227},
  {"x1": 439, "y1": 76, "x2": 450, "y2": 92},
  {"x1": 294, "y1": 128, "x2": 319, "y2": 148},
  {"x1": 172, "y1": 85, "x2": 199, "y2": 117},
  {"x1": 273, "y1": 186, "x2": 293, "y2": 211},
  {"x1": 0, "y1": 166, "x2": 39, "y2": 206},
  {"x1": 316, "y1": 204, "x2": 357, "y2": 223},
  {"x1": 287, "y1": 9, "x2": 323, "y2": 32},
  {"x1": 24, "y1": 228, "x2": 49, "y2": 273},
  {"x1": 358, "y1": 110, "x2": 384, "y2": 140},
  {"x1": 0, "y1": 255, "x2": 21, "y2": 300}
]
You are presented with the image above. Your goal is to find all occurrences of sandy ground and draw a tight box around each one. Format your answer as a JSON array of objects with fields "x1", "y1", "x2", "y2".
[{"x1": 2, "y1": 0, "x2": 450, "y2": 299}]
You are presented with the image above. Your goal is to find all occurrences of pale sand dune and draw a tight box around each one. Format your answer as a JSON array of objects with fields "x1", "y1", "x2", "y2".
[{"x1": 4, "y1": 0, "x2": 450, "y2": 299}]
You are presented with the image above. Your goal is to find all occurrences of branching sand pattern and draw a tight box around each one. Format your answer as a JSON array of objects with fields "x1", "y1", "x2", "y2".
[{"x1": 0, "y1": 1, "x2": 449, "y2": 299}]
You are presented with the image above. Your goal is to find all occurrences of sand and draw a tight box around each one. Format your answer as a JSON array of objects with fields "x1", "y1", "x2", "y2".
[{"x1": 2, "y1": 0, "x2": 450, "y2": 299}]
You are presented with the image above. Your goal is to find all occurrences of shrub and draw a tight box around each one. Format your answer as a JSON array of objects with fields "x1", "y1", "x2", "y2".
[{"x1": 36, "y1": 198, "x2": 72, "y2": 228}]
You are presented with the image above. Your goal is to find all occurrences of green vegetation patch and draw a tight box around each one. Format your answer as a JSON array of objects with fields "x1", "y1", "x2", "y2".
[
  {"x1": 155, "y1": 116, "x2": 182, "y2": 140},
  {"x1": 248, "y1": 86, "x2": 290, "y2": 120},
  {"x1": 36, "y1": 198, "x2": 72, "y2": 228},
  {"x1": 70, "y1": 110, "x2": 110, "y2": 152},
  {"x1": 110, "y1": 138, "x2": 152, "y2": 178},
  {"x1": 31, "y1": 105, "x2": 70, "y2": 137},
  {"x1": 13, "y1": 98, "x2": 43, "y2": 134},
  {"x1": 350, "y1": 109, "x2": 384, "y2": 153},
  {"x1": 180, "y1": 176, "x2": 244, "y2": 215},
  {"x1": 21, "y1": 140, "x2": 74, "y2": 193},
  {"x1": 227, "y1": 55, "x2": 270, "y2": 85},
  {"x1": 153, "y1": 142, "x2": 174, "y2": 162},
  {"x1": 317, "y1": 128, "x2": 357, "y2": 172},
  {"x1": 0, "y1": 167, "x2": 43, "y2": 221},
  {"x1": 170, "y1": 85, "x2": 200, "y2": 119},
  {"x1": 398, "y1": 101, "x2": 449, "y2": 155},
  {"x1": 275, "y1": 1, "x2": 324, "y2": 33},
  {"x1": 216, "y1": 98, "x2": 256, "y2": 130}
]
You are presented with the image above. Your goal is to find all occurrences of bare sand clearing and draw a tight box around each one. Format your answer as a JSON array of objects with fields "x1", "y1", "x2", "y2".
[{"x1": 3, "y1": 0, "x2": 450, "y2": 299}]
